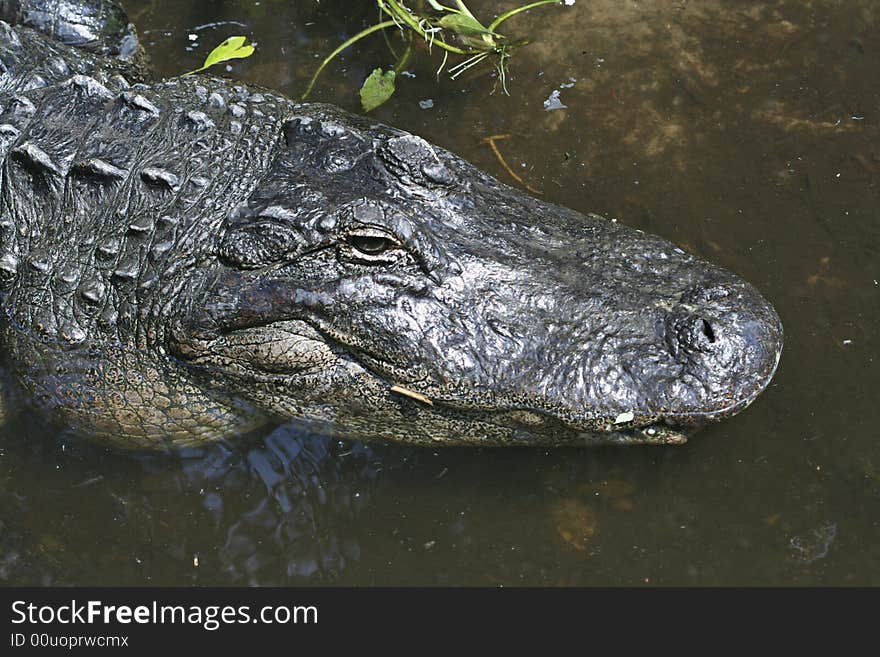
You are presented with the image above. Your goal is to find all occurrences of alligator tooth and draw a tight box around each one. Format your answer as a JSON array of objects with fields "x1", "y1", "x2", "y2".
[
  {"x1": 120, "y1": 91, "x2": 160, "y2": 115},
  {"x1": 72, "y1": 158, "x2": 128, "y2": 181},
  {"x1": 11, "y1": 142, "x2": 65, "y2": 176},
  {"x1": 140, "y1": 167, "x2": 180, "y2": 191}
]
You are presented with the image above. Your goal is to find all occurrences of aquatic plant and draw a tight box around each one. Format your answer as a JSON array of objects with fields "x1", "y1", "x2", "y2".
[
  {"x1": 182, "y1": 35, "x2": 255, "y2": 76},
  {"x1": 302, "y1": 0, "x2": 567, "y2": 111}
]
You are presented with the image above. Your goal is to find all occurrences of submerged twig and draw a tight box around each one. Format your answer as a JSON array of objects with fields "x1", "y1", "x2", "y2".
[{"x1": 481, "y1": 134, "x2": 542, "y2": 194}]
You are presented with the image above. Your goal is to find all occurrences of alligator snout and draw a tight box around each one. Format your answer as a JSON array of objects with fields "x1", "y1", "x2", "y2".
[{"x1": 661, "y1": 278, "x2": 783, "y2": 423}]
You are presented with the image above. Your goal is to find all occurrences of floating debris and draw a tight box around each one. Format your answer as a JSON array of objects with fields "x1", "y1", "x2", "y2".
[
  {"x1": 790, "y1": 522, "x2": 838, "y2": 564},
  {"x1": 390, "y1": 384, "x2": 434, "y2": 406},
  {"x1": 543, "y1": 89, "x2": 567, "y2": 111}
]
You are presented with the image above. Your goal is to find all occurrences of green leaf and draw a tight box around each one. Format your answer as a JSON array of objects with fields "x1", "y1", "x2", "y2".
[
  {"x1": 200, "y1": 36, "x2": 255, "y2": 71},
  {"x1": 438, "y1": 13, "x2": 498, "y2": 49},
  {"x1": 359, "y1": 68, "x2": 396, "y2": 112}
]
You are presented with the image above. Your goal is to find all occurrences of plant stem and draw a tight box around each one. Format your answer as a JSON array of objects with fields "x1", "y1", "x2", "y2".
[
  {"x1": 380, "y1": 5, "x2": 400, "y2": 58},
  {"x1": 488, "y1": 0, "x2": 560, "y2": 33},
  {"x1": 393, "y1": 32, "x2": 414, "y2": 72},
  {"x1": 380, "y1": 0, "x2": 474, "y2": 55},
  {"x1": 302, "y1": 20, "x2": 398, "y2": 100}
]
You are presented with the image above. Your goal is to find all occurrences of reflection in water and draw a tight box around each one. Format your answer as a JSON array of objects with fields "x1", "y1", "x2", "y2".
[
  {"x1": 0, "y1": 419, "x2": 411, "y2": 585},
  {"x1": 0, "y1": 0, "x2": 879, "y2": 585},
  {"x1": 141, "y1": 427, "x2": 374, "y2": 585}
]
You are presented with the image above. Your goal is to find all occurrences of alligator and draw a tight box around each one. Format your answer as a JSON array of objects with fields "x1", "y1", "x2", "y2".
[{"x1": 0, "y1": 0, "x2": 783, "y2": 449}]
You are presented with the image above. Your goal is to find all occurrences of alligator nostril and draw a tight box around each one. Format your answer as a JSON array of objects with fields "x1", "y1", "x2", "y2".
[
  {"x1": 701, "y1": 319, "x2": 716, "y2": 343},
  {"x1": 667, "y1": 314, "x2": 720, "y2": 356}
]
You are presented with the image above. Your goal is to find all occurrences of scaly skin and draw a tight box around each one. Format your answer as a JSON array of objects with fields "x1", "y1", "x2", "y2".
[{"x1": 0, "y1": 1, "x2": 783, "y2": 449}]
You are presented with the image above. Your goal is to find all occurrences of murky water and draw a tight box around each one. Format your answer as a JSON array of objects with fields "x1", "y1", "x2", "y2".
[{"x1": 1, "y1": 0, "x2": 878, "y2": 585}]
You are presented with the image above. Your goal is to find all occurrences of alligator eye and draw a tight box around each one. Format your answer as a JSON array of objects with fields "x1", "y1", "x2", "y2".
[
  {"x1": 348, "y1": 234, "x2": 394, "y2": 256},
  {"x1": 340, "y1": 227, "x2": 402, "y2": 264}
]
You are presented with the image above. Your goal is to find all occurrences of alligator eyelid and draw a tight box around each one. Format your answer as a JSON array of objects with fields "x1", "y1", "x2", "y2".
[{"x1": 342, "y1": 224, "x2": 400, "y2": 242}]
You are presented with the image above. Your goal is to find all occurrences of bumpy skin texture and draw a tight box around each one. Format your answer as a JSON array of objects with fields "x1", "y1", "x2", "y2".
[{"x1": 0, "y1": 1, "x2": 783, "y2": 449}]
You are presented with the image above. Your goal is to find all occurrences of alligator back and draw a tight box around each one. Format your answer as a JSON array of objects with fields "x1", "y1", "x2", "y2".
[{"x1": 0, "y1": 18, "x2": 296, "y2": 444}]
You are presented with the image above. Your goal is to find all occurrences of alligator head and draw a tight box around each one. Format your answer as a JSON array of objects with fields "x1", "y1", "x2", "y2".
[{"x1": 169, "y1": 104, "x2": 783, "y2": 446}]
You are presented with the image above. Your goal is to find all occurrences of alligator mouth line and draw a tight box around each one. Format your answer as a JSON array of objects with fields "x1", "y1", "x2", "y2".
[
  {"x1": 386, "y1": 381, "x2": 690, "y2": 445},
  {"x1": 329, "y1": 335, "x2": 730, "y2": 430},
  {"x1": 351, "y1": 350, "x2": 699, "y2": 442},
  {"x1": 205, "y1": 318, "x2": 767, "y2": 443}
]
